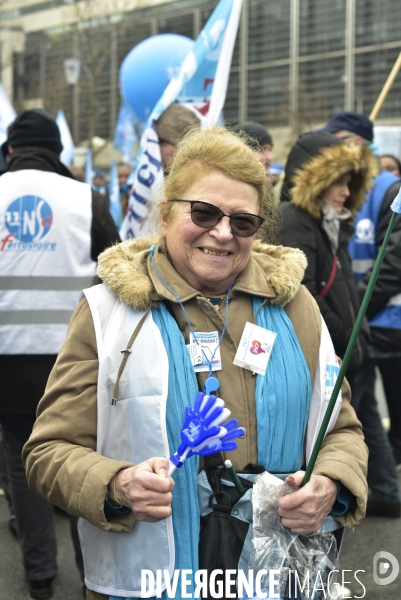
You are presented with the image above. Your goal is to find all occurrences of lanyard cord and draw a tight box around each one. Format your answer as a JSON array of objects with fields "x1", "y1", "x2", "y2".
[{"x1": 150, "y1": 245, "x2": 235, "y2": 378}]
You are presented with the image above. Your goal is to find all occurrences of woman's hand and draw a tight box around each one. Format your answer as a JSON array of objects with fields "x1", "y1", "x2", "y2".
[
  {"x1": 277, "y1": 471, "x2": 337, "y2": 535},
  {"x1": 110, "y1": 458, "x2": 175, "y2": 522}
]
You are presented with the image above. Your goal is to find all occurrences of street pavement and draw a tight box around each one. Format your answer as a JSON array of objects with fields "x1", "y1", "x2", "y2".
[
  {"x1": 1, "y1": 472, "x2": 400, "y2": 600},
  {"x1": 0, "y1": 499, "x2": 84, "y2": 600}
]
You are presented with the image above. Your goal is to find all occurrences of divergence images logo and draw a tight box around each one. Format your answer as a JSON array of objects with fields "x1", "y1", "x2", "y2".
[
  {"x1": 5, "y1": 196, "x2": 53, "y2": 243},
  {"x1": 373, "y1": 551, "x2": 399, "y2": 586}
]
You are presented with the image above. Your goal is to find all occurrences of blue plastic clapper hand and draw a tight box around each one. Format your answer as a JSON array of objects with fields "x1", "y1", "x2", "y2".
[{"x1": 168, "y1": 392, "x2": 230, "y2": 473}]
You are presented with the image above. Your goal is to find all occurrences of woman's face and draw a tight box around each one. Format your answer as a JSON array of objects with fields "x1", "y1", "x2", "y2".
[
  {"x1": 322, "y1": 173, "x2": 351, "y2": 214},
  {"x1": 380, "y1": 156, "x2": 401, "y2": 177},
  {"x1": 161, "y1": 170, "x2": 260, "y2": 297}
]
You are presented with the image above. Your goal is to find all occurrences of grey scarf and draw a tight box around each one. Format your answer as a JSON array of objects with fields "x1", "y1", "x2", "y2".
[{"x1": 321, "y1": 199, "x2": 351, "y2": 253}]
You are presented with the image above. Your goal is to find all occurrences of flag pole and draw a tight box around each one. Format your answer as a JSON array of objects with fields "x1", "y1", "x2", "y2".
[
  {"x1": 302, "y1": 209, "x2": 398, "y2": 486},
  {"x1": 369, "y1": 51, "x2": 401, "y2": 122}
]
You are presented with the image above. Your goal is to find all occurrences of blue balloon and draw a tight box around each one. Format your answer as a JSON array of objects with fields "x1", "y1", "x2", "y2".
[{"x1": 120, "y1": 34, "x2": 194, "y2": 123}]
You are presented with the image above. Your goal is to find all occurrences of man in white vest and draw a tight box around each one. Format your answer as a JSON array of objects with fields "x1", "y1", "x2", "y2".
[{"x1": 0, "y1": 108, "x2": 120, "y2": 599}]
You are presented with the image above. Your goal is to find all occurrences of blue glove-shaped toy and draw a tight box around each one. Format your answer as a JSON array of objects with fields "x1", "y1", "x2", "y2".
[
  {"x1": 168, "y1": 392, "x2": 245, "y2": 475},
  {"x1": 188, "y1": 418, "x2": 245, "y2": 456}
]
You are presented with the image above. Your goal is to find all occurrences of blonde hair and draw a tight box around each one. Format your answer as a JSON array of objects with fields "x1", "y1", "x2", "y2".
[{"x1": 160, "y1": 125, "x2": 277, "y2": 242}]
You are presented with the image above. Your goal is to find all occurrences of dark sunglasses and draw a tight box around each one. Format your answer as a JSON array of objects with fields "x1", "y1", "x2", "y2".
[{"x1": 172, "y1": 199, "x2": 264, "y2": 237}]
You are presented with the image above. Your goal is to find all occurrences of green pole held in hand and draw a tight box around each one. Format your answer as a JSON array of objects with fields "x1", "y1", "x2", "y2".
[
  {"x1": 302, "y1": 207, "x2": 399, "y2": 487},
  {"x1": 225, "y1": 459, "x2": 245, "y2": 495}
]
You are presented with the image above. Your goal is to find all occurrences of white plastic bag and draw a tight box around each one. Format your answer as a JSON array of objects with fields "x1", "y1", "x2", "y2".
[{"x1": 250, "y1": 472, "x2": 339, "y2": 600}]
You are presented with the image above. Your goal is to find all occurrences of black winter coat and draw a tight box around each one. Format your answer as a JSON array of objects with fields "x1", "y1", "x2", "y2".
[
  {"x1": 279, "y1": 203, "x2": 370, "y2": 378},
  {"x1": 277, "y1": 133, "x2": 378, "y2": 381}
]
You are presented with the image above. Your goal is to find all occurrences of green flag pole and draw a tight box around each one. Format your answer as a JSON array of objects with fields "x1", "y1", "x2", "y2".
[{"x1": 302, "y1": 210, "x2": 397, "y2": 486}]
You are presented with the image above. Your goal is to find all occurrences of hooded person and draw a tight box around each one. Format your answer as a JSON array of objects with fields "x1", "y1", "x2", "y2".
[
  {"x1": 0, "y1": 108, "x2": 120, "y2": 599},
  {"x1": 279, "y1": 131, "x2": 376, "y2": 374},
  {"x1": 321, "y1": 111, "x2": 401, "y2": 473},
  {"x1": 279, "y1": 131, "x2": 401, "y2": 518}
]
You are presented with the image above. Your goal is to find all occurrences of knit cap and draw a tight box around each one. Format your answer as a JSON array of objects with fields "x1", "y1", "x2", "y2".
[
  {"x1": 1, "y1": 108, "x2": 63, "y2": 157},
  {"x1": 321, "y1": 111, "x2": 373, "y2": 142},
  {"x1": 233, "y1": 121, "x2": 273, "y2": 149}
]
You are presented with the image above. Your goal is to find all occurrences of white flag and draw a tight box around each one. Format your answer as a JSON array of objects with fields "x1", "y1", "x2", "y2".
[
  {"x1": 56, "y1": 109, "x2": 75, "y2": 166},
  {"x1": 85, "y1": 148, "x2": 93, "y2": 184},
  {"x1": 109, "y1": 159, "x2": 122, "y2": 227},
  {"x1": 120, "y1": 0, "x2": 242, "y2": 240},
  {"x1": 0, "y1": 83, "x2": 16, "y2": 146}
]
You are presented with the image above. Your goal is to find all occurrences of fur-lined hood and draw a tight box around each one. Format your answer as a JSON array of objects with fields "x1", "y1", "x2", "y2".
[
  {"x1": 97, "y1": 237, "x2": 307, "y2": 310},
  {"x1": 283, "y1": 132, "x2": 378, "y2": 220}
]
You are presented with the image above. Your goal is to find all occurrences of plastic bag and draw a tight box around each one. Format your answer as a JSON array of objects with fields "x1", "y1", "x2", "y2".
[{"x1": 250, "y1": 472, "x2": 339, "y2": 600}]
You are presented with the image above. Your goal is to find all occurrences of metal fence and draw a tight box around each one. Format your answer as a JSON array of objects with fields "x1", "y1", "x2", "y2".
[{"x1": 12, "y1": 0, "x2": 401, "y2": 144}]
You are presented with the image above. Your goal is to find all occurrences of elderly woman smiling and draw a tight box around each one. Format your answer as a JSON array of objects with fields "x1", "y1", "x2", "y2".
[{"x1": 23, "y1": 127, "x2": 367, "y2": 600}]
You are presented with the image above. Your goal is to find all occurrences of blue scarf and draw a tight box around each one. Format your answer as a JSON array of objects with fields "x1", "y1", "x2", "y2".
[
  {"x1": 111, "y1": 298, "x2": 311, "y2": 600},
  {"x1": 252, "y1": 297, "x2": 312, "y2": 471}
]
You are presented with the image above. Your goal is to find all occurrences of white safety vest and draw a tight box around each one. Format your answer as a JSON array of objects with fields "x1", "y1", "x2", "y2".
[
  {"x1": 0, "y1": 170, "x2": 96, "y2": 354},
  {"x1": 79, "y1": 283, "x2": 342, "y2": 598},
  {"x1": 80, "y1": 284, "x2": 174, "y2": 598}
]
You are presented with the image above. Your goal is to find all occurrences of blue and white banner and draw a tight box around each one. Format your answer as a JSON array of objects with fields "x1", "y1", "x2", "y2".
[
  {"x1": 0, "y1": 83, "x2": 16, "y2": 146},
  {"x1": 85, "y1": 148, "x2": 93, "y2": 185},
  {"x1": 109, "y1": 159, "x2": 122, "y2": 227},
  {"x1": 113, "y1": 99, "x2": 139, "y2": 166},
  {"x1": 56, "y1": 109, "x2": 75, "y2": 166},
  {"x1": 120, "y1": 0, "x2": 242, "y2": 240}
]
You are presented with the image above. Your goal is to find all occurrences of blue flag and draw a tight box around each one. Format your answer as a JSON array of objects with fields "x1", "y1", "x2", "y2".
[
  {"x1": 120, "y1": 0, "x2": 242, "y2": 240},
  {"x1": 113, "y1": 100, "x2": 139, "y2": 166},
  {"x1": 56, "y1": 109, "x2": 75, "y2": 167},
  {"x1": 85, "y1": 148, "x2": 93, "y2": 185},
  {"x1": 109, "y1": 159, "x2": 122, "y2": 227}
]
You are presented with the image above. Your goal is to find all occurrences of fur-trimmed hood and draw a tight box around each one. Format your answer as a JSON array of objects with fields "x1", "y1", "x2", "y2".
[
  {"x1": 97, "y1": 237, "x2": 307, "y2": 310},
  {"x1": 282, "y1": 132, "x2": 378, "y2": 220}
]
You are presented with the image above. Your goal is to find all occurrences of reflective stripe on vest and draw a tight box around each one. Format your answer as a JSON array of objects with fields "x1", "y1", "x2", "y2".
[
  {"x1": 0, "y1": 276, "x2": 95, "y2": 290},
  {"x1": 0, "y1": 170, "x2": 96, "y2": 354},
  {"x1": 348, "y1": 171, "x2": 401, "y2": 330},
  {"x1": 351, "y1": 258, "x2": 374, "y2": 275}
]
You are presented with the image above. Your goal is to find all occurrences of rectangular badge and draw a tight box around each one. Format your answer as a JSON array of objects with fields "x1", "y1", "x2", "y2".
[
  {"x1": 189, "y1": 331, "x2": 222, "y2": 373},
  {"x1": 233, "y1": 321, "x2": 276, "y2": 376}
]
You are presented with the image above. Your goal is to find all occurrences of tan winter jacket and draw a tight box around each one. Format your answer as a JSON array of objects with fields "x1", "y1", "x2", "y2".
[{"x1": 23, "y1": 238, "x2": 367, "y2": 573}]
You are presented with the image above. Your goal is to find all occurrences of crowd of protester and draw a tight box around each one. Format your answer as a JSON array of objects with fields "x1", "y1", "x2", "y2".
[{"x1": 0, "y1": 106, "x2": 400, "y2": 600}]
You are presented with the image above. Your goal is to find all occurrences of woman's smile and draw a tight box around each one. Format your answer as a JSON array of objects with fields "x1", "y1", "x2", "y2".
[{"x1": 199, "y1": 246, "x2": 232, "y2": 257}]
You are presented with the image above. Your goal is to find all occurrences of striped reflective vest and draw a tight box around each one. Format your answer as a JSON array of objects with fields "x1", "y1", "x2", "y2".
[
  {"x1": 348, "y1": 171, "x2": 401, "y2": 330},
  {"x1": 0, "y1": 170, "x2": 96, "y2": 354}
]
